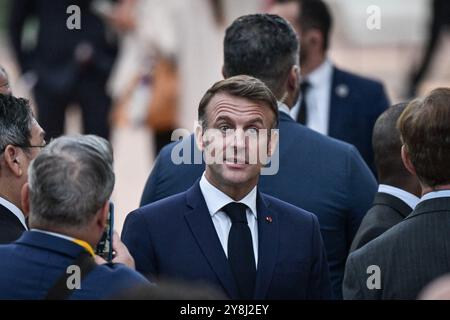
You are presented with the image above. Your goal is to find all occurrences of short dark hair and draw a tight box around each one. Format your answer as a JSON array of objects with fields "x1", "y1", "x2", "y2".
[
  {"x1": 0, "y1": 95, "x2": 34, "y2": 154},
  {"x1": 398, "y1": 88, "x2": 450, "y2": 187},
  {"x1": 277, "y1": 0, "x2": 332, "y2": 50},
  {"x1": 198, "y1": 75, "x2": 279, "y2": 129},
  {"x1": 223, "y1": 14, "x2": 299, "y2": 98},
  {"x1": 373, "y1": 103, "x2": 410, "y2": 183}
]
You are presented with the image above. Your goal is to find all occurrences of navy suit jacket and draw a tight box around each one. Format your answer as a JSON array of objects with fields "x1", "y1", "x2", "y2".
[
  {"x1": 140, "y1": 111, "x2": 377, "y2": 299},
  {"x1": 123, "y1": 181, "x2": 332, "y2": 299},
  {"x1": 328, "y1": 67, "x2": 390, "y2": 173},
  {"x1": 0, "y1": 231, "x2": 148, "y2": 299}
]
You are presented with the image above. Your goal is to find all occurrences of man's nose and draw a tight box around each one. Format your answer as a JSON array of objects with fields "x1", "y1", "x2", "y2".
[{"x1": 232, "y1": 128, "x2": 247, "y2": 149}]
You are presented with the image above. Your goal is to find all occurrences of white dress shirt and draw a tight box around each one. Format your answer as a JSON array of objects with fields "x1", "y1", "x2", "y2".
[
  {"x1": 378, "y1": 184, "x2": 420, "y2": 210},
  {"x1": 199, "y1": 173, "x2": 259, "y2": 265},
  {"x1": 277, "y1": 101, "x2": 291, "y2": 116},
  {"x1": 420, "y1": 190, "x2": 450, "y2": 203},
  {"x1": 291, "y1": 59, "x2": 333, "y2": 135},
  {"x1": 0, "y1": 196, "x2": 28, "y2": 230}
]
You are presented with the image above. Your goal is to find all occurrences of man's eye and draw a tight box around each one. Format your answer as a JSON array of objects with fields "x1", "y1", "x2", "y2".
[
  {"x1": 247, "y1": 127, "x2": 259, "y2": 134},
  {"x1": 219, "y1": 125, "x2": 230, "y2": 132}
]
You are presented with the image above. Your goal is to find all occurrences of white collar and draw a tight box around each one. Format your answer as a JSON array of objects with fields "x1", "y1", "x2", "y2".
[
  {"x1": 0, "y1": 196, "x2": 28, "y2": 230},
  {"x1": 31, "y1": 229, "x2": 76, "y2": 242},
  {"x1": 277, "y1": 101, "x2": 291, "y2": 116},
  {"x1": 304, "y1": 58, "x2": 333, "y2": 88},
  {"x1": 420, "y1": 190, "x2": 450, "y2": 202},
  {"x1": 199, "y1": 172, "x2": 258, "y2": 219},
  {"x1": 378, "y1": 184, "x2": 420, "y2": 209}
]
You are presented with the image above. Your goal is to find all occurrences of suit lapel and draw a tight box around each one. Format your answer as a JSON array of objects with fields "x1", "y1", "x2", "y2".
[
  {"x1": 184, "y1": 182, "x2": 239, "y2": 299},
  {"x1": 254, "y1": 193, "x2": 278, "y2": 300}
]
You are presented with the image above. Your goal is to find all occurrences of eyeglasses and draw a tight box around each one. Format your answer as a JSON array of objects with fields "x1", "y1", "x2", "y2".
[
  {"x1": 0, "y1": 141, "x2": 48, "y2": 153},
  {"x1": 14, "y1": 142, "x2": 47, "y2": 149}
]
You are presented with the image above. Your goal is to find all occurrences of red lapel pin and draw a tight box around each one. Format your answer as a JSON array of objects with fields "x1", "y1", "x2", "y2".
[{"x1": 265, "y1": 216, "x2": 273, "y2": 223}]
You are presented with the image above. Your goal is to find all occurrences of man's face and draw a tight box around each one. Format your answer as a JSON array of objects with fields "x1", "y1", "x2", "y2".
[
  {"x1": 197, "y1": 93, "x2": 277, "y2": 191},
  {"x1": 0, "y1": 70, "x2": 11, "y2": 95}
]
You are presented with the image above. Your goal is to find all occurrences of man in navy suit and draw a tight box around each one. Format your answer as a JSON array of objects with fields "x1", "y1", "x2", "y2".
[
  {"x1": 123, "y1": 75, "x2": 332, "y2": 299},
  {"x1": 271, "y1": 0, "x2": 390, "y2": 173},
  {"x1": 140, "y1": 14, "x2": 377, "y2": 298},
  {"x1": 0, "y1": 135, "x2": 148, "y2": 299}
]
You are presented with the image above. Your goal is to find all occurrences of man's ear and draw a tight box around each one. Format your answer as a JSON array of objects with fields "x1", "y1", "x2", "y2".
[
  {"x1": 221, "y1": 65, "x2": 226, "y2": 79},
  {"x1": 287, "y1": 65, "x2": 300, "y2": 91},
  {"x1": 21, "y1": 183, "x2": 30, "y2": 217},
  {"x1": 3, "y1": 145, "x2": 24, "y2": 177},
  {"x1": 401, "y1": 145, "x2": 416, "y2": 176},
  {"x1": 195, "y1": 123, "x2": 205, "y2": 152},
  {"x1": 96, "y1": 202, "x2": 109, "y2": 230}
]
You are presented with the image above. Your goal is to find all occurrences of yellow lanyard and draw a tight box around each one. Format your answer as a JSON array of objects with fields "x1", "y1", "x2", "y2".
[{"x1": 73, "y1": 239, "x2": 96, "y2": 257}]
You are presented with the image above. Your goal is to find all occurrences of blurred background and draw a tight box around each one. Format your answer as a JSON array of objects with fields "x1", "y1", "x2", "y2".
[{"x1": 0, "y1": 0, "x2": 449, "y2": 232}]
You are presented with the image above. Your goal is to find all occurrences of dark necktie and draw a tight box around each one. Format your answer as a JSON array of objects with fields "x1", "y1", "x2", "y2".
[
  {"x1": 222, "y1": 202, "x2": 256, "y2": 300},
  {"x1": 297, "y1": 81, "x2": 311, "y2": 125}
]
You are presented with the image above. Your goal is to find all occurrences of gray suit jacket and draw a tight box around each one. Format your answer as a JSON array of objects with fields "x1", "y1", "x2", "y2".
[
  {"x1": 343, "y1": 197, "x2": 450, "y2": 300},
  {"x1": 350, "y1": 192, "x2": 413, "y2": 252}
]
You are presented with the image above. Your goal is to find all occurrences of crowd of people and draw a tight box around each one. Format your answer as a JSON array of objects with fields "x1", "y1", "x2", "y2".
[{"x1": 0, "y1": 0, "x2": 450, "y2": 300}]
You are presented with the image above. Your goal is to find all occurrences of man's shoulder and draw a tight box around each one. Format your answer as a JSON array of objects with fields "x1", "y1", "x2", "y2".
[
  {"x1": 333, "y1": 67, "x2": 385, "y2": 92},
  {"x1": 349, "y1": 215, "x2": 412, "y2": 266},
  {"x1": 130, "y1": 190, "x2": 190, "y2": 223},
  {"x1": 68, "y1": 263, "x2": 148, "y2": 299},
  {"x1": 280, "y1": 120, "x2": 354, "y2": 155},
  {"x1": 364, "y1": 201, "x2": 399, "y2": 221}
]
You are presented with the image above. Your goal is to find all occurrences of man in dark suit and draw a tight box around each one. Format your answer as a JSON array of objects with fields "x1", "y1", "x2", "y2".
[
  {"x1": 343, "y1": 88, "x2": 450, "y2": 299},
  {"x1": 271, "y1": 0, "x2": 390, "y2": 173},
  {"x1": 350, "y1": 103, "x2": 421, "y2": 252},
  {"x1": 0, "y1": 95, "x2": 45, "y2": 244},
  {"x1": 123, "y1": 75, "x2": 332, "y2": 299},
  {"x1": 140, "y1": 14, "x2": 376, "y2": 298},
  {"x1": 0, "y1": 135, "x2": 148, "y2": 299},
  {"x1": 9, "y1": 0, "x2": 117, "y2": 140}
]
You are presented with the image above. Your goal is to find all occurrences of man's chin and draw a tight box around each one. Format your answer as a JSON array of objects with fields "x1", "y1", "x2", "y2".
[{"x1": 220, "y1": 165, "x2": 257, "y2": 185}]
